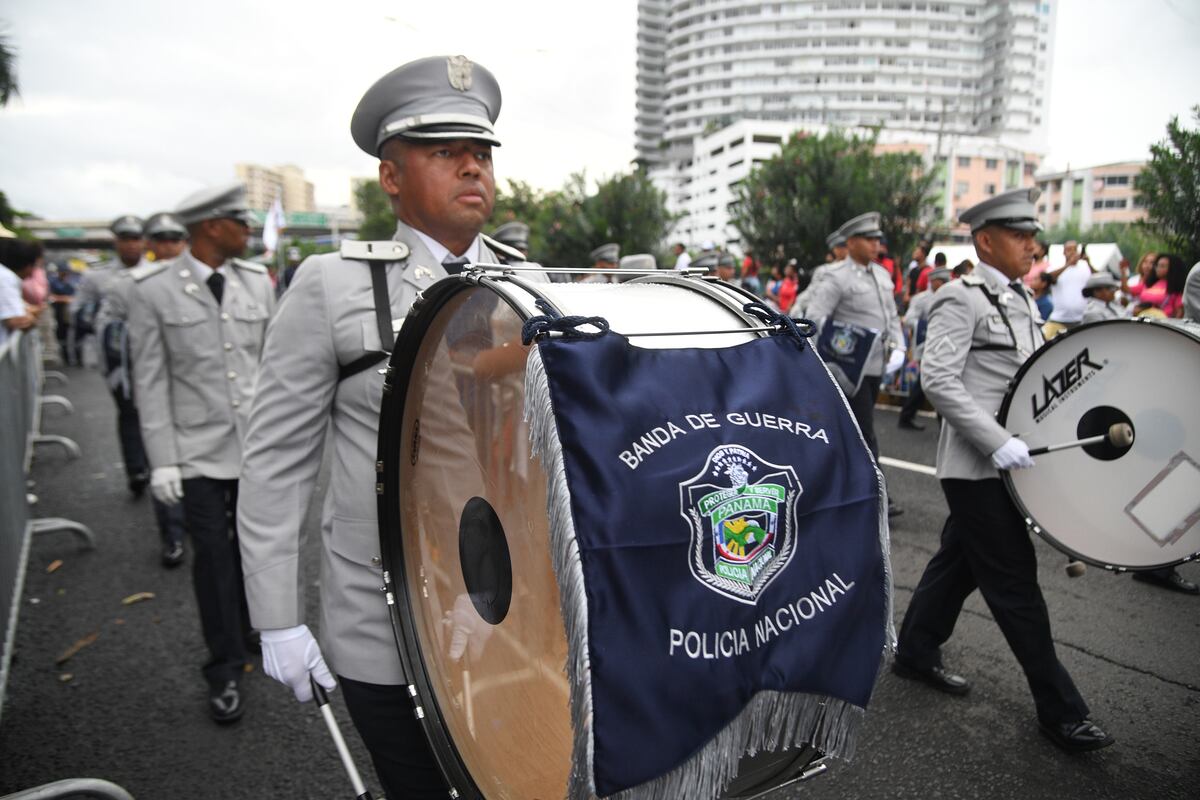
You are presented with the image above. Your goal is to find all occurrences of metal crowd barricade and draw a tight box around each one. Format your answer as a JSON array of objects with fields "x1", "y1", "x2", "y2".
[{"x1": 1, "y1": 331, "x2": 92, "y2": 725}]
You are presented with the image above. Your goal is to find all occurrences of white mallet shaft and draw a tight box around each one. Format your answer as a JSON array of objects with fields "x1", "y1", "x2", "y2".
[
  {"x1": 1028, "y1": 422, "x2": 1133, "y2": 457},
  {"x1": 311, "y1": 676, "x2": 372, "y2": 800}
]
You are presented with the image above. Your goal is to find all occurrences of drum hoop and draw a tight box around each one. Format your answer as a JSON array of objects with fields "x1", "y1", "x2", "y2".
[
  {"x1": 996, "y1": 316, "x2": 1200, "y2": 571},
  {"x1": 377, "y1": 276, "x2": 519, "y2": 800}
]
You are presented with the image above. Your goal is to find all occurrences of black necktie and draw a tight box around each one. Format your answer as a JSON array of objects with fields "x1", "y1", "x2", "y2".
[
  {"x1": 207, "y1": 271, "x2": 225, "y2": 304},
  {"x1": 442, "y1": 254, "x2": 470, "y2": 275}
]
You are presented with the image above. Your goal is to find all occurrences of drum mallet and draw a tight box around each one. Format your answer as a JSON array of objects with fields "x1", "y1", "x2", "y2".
[
  {"x1": 1027, "y1": 422, "x2": 1134, "y2": 457},
  {"x1": 310, "y1": 675, "x2": 374, "y2": 800}
]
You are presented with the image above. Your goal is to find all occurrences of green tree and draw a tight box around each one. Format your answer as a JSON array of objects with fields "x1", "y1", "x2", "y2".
[
  {"x1": 494, "y1": 170, "x2": 676, "y2": 267},
  {"x1": 1135, "y1": 106, "x2": 1200, "y2": 265},
  {"x1": 353, "y1": 179, "x2": 395, "y2": 241},
  {"x1": 729, "y1": 128, "x2": 938, "y2": 269},
  {"x1": 0, "y1": 29, "x2": 17, "y2": 107}
]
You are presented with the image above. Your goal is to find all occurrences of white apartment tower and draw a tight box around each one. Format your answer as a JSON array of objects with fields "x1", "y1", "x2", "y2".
[{"x1": 636, "y1": 0, "x2": 1057, "y2": 167}]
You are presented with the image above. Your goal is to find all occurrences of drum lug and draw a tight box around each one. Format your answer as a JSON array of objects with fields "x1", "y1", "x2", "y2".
[
  {"x1": 376, "y1": 482, "x2": 384, "y2": 495},
  {"x1": 375, "y1": 460, "x2": 384, "y2": 473}
]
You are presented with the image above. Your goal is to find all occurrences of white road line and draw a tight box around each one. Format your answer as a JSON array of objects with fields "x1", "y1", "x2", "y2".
[{"x1": 879, "y1": 456, "x2": 938, "y2": 476}]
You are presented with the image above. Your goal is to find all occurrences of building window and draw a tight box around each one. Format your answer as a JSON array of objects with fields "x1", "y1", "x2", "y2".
[
  {"x1": 957, "y1": 156, "x2": 971, "y2": 167},
  {"x1": 1104, "y1": 175, "x2": 1130, "y2": 186},
  {"x1": 955, "y1": 181, "x2": 969, "y2": 196},
  {"x1": 985, "y1": 183, "x2": 997, "y2": 195},
  {"x1": 1093, "y1": 200, "x2": 1105, "y2": 210}
]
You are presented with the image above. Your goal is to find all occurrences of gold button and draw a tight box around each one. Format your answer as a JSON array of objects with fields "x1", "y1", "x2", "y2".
[
  {"x1": 370, "y1": 556, "x2": 381, "y2": 566},
  {"x1": 227, "y1": 371, "x2": 237, "y2": 380},
  {"x1": 232, "y1": 399, "x2": 241, "y2": 408},
  {"x1": 224, "y1": 342, "x2": 233, "y2": 351},
  {"x1": 221, "y1": 312, "x2": 230, "y2": 321}
]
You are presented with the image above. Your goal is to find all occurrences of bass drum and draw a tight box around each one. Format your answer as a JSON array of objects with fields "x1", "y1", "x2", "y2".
[
  {"x1": 377, "y1": 272, "x2": 826, "y2": 800},
  {"x1": 997, "y1": 318, "x2": 1200, "y2": 570}
]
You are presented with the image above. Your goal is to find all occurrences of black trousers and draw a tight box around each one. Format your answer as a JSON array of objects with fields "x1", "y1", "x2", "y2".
[
  {"x1": 339, "y1": 677, "x2": 450, "y2": 799},
  {"x1": 847, "y1": 375, "x2": 882, "y2": 460},
  {"x1": 181, "y1": 477, "x2": 249, "y2": 687},
  {"x1": 114, "y1": 390, "x2": 148, "y2": 480},
  {"x1": 897, "y1": 478, "x2": 1089, "y2": 725},
  {"x1": 898, "y1": 376, "x2": 925, "y2": 423}
]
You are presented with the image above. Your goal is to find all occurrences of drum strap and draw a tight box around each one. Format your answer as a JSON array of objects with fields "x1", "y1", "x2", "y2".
[
  {"x1": 337, "y1": 261, "x2": 394, "y2": 383},
  {"x1": 973, "y1": 284, "x2": 1020, "y2": 352}
]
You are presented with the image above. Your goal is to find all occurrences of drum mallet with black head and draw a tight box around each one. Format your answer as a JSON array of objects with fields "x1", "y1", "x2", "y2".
[
  {"x1": 310, "y1": 675, "x2": 373, "y2": 800},
  {"x1": 1027, "y1": 422, "x2": 1134, "y2": 457}
]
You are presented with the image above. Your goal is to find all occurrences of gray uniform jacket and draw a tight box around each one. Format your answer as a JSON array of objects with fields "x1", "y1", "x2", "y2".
[
  {"x1": 127, "y1": 251, "x2": 275, "y2": 479},
  {"x1": 237, "y1": 222, "x2": 498, "y2": 685},
  {"x1": 789, "y1": 262, "x2": 833, "y2": 317},
  {"x1": 801, "y1": 258, "x2": 904, "y2": 377},
  {"x1": 922, "y1": 264, "x2": 1044, "y2": 481},
  {"x1": 1080, "y1": 297, "x2": 1126, "y2": 325},
  {"x1": 70, "y1": 260, "x2": 119, "y2": 322},
  {"x1": 904, "y1": 289, "x2": 935, "y2": 361}
]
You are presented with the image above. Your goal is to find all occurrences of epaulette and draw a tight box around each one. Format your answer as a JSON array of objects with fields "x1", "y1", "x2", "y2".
[
  {"x1": 232, "y1": 258, "x2": 268, "y2": 274},
  {"x1": 340, "y1": 240, "x2": 411, "y2": 262},
  {"x1": 480, "y1": 233, "x2": 526, "y2": 263},
  {"x1": 960, "y1": 274, "x2": 985, "y2": 286},
  {"x1": 130, "y1": 261, "x2": 169, "y2": 282}
]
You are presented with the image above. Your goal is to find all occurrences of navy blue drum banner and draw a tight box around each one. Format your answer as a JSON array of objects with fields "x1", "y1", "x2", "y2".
[{"x1": 523, "y1": 330, "x2": 893, "y2": 800}]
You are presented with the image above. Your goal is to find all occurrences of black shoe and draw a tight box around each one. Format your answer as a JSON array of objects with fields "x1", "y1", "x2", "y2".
[
  {"x1": 129, "y1": 471, "x2": 150, "y2": 497},
  {"x1": 209, "y1": 680, "x2": 244, "y2": 724},
  {"x1": 161, "y1": 540, "x2": 184, "y2": 568},
  {"x1": 892, "y1": 658, "x2": 970, "y2": 695},
  {"x1": 887, "y1": 501, "x2": 904, "y2": 518},
  {"x1": 244, "y1": 630, "x2": 262, "y2": 655},
  {"x1": 898, "y1": 418, "x2": 926, "y2": 431},
  {"x1": 1132, "y1": 569, "x2": 1200, "y2": 595},
  {"x1": 1038, "y1": 718, "x2": 1114, "y2": 753}
]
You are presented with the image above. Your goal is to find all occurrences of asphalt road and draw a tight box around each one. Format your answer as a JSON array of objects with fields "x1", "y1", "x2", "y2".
[{"x1": 1, "y1": 367, "x2": 1196, "y2": 799}]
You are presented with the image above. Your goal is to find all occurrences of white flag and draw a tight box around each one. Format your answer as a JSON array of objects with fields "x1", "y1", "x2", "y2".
[{"x1": 263, "y1": 196, "x2": 285, "y2": 254}]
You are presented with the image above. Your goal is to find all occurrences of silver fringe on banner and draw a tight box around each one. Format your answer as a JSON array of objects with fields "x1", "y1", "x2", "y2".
[{"x1": 525, "y1": 345, "x2": 896, "y2": 800}]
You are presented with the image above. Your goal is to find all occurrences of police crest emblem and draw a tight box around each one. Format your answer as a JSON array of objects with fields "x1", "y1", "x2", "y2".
[
  {"x1": 447, "y1": 55, "x2": 474, "y2": 91},
  {"x1": 680, "y1": 444, "x2": 800, "y2": 604},
  {"x1": 830, "y1": 327, "x2": 857, "y2": 356}
]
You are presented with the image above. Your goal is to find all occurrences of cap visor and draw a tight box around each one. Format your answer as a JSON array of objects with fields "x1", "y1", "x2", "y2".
[{"x1": 398, "y1": 129, "x2": 501, "y2": 147}]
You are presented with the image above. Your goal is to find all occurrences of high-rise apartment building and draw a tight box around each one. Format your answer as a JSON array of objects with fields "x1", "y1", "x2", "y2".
[
  {"x1": 636, "y1": 0, "x2": 1057, "y2": 167},
  {"x1": 234, "y1": 163, "x2": 316, "y2": 213}
]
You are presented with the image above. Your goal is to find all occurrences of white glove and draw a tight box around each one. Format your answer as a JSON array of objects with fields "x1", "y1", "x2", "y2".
[
  {"x1": 150, "y1": 466, "x2": 183, "y2": 506},
  {"x1": 991, "y1": 437, "x2": 1035, "y2": 470},
  {"x1": 885, "y1": 347, "x2": 906, "y2": 378},
  {"x1": 445, "y1": 593, "x2": 494, "y2": 662},
  {"x1": 260, "y1": 624, "x2": 337, "y2": 702}
]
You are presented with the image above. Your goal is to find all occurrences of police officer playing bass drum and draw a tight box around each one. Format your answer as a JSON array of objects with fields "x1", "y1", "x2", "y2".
[
  {"x1": 238, "y1": 56, "x2": 522, "y2": 798},
  {"x1": 892, "y1": 187, "x2": 1114, "y2": 753}
]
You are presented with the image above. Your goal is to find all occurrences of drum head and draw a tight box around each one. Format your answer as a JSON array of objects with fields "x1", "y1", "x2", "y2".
[
  {"x1": 380, "y1": 279, "x2": 572, "y2": 799},
  {"x1": 998, "y1": 319, "x2": 1200, "y2": 570}
]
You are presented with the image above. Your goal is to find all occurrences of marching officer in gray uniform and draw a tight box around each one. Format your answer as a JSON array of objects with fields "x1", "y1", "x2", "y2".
[
  {"x1": 893, "y1": 187, "x2": 1114, "y2": 753},
  {"x1": 801, "y1": 211, "x2": 905, "y2": 515},
  {"x1": 73, "y1": 216, "x2": 148, "y2": 491},
  {"x1": 1080, "y1": 272, "x2": 1126, "y2": 324},
  {"x1": 238, "y1": 56, "x2": 512, "y2": 798},
  {"x1": 580, "y1": 241, "x2": 619, "y2": 283},
  {"x1": 73, "y1": 215, "x2": 144, "y2": 366},
  {"x1": 97, "y1": 211, "x2": 189, "y2": 567},
  {"x1": 144, "y1": 211, "x2": 188, "y2": 262},
  {"x1": 793, "y1": 229, "x2": 846, "y2": 315},
  {"x1": 490, "y1": 219, "x2": 530, "y2": 262},
  {"x1": 127, "y1": 183, "x2": 275, "y2": 723}
]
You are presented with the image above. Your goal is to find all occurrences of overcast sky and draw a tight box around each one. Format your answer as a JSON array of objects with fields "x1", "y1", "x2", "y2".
[{"x1": 1, "y1": 0, "x2": 1197, "y2": 220}]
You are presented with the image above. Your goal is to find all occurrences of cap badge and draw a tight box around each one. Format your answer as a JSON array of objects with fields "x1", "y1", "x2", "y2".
[{"x1": 447, "y1": 55, "x2": 473, "y2": 92}]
